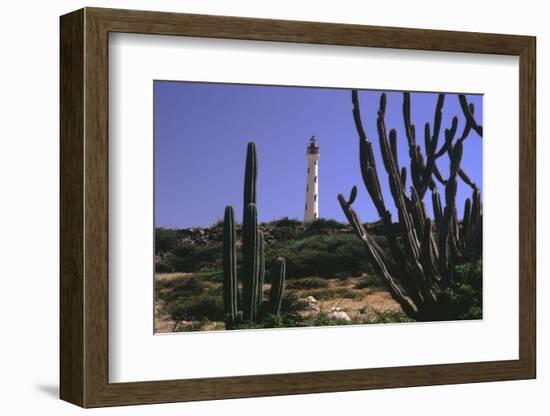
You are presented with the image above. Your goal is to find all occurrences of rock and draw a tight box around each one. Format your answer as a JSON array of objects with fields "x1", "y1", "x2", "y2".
[
  {"x1": 301, "y1": 296, "x2": 320, "y2": 311},
  {"x1": 328, "y1": 307, "x2": 351, "y2": 321}
]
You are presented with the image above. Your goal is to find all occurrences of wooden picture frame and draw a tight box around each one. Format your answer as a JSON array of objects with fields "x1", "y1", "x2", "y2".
[{"x1": 60, "y1": 7, "x2": 536, "y2": 408}]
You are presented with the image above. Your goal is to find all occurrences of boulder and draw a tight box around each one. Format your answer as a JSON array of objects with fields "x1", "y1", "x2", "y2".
[
  {"x1": 301, "y1": 296, "x2": 320, "y2": 311},
  {"x1": 328, "y1": 307, "x2": 351, "y2": 321}
]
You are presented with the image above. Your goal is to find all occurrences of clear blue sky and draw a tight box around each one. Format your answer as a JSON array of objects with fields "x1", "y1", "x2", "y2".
[{"x1": 154, "y1": 81, "x2": 482, "y2": 229}]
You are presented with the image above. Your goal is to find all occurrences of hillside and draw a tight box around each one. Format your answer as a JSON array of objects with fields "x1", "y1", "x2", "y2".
[
  {"x1": 155, "y1": 218, "x2": 387, "y2": 278},
  {"x1": 154, "y1": 218, "x2": 411, "y2": 332},
  {"x1": 154, "y1": 218, "x2": 482, "y2": 332}
]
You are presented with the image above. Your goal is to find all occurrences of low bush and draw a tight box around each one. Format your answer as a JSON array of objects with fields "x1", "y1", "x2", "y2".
[
  {"x1": 155, "y1": 260, "x2": 175, "y2": 273},
  {"x1": 280, "y1": 292, "x2": 310, "y2": 314},
  {"x1": 266, "y1": 233, "x2": 377, "y2": 279},
  {"x1": 286, "y1": 277, "x2": 329, "y2": 290},
  {"x1": 354, "y1": 274, "x2": 385, "y2": 289},
  {"x1": 305, "y1": 312, "x2": 358, "y2": 327},
  {"x1": 158, "y1": 274, "x2": 219, "y2": 303},
  {"x1": 169, "y1": 242, "x2": 223, "y2": 272},
  {"x1": 455, "y1": 259, "x2": 483, "y2": 319},
  {"x1": 154, "y1": 220, "x2": 388, "y2": 279},
  {"x1": 163, "y1": 293, "x2": 224, "y2": 323},
  {"x1": 368, "y1": 310, "x2": 413, "y2": 324},
  {"x1": 155, "y1": 228, "x2": 180, "y2": 255},
  {"x1": 305, "y1": 218, "x2": 346, "y2": 234}
]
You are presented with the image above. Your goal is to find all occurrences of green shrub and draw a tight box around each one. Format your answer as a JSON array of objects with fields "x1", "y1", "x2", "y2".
[
  {"x1": 268, "y1": 219, "x2": 305, "y2": 241},
  {"x1": 233, "y1": 313, "x2": 305, "y2": 330},
  {"x1": 169, "y1": 242, "x2": 223, "y2": 272},
  {"x1": 155, "y1": 260, "x2": 175, "y2": 273},
  {"x1": 159, "y1": 275, "x2": 219, "y2": 303},
  {"x1": 426, "y1": 259, "x2": 483, "y2": 320},
  {"x1": 164, "y1": 293, "x2": 224, "y2": 323},
  {"x1": 154, "y1": 220, "x2": 388, "y2": 280},
  {"x1": 305, "y1": 312, "x2": 356, "y2": 327},
  {"x1": 266, "y1": 234, "x2": 375, "y2": 279},
  {"x1": 286, "y1": 277, "x2": 329, "y2": 290},
  {"x1": 305, "y1": 218, "x2": 346, "y2": 233},
  {"x1": 155, "y1": 228, "x2": 180, "y2": 255},
  {"x1": 354, "y1": 274, "x2": 385, "y2": 289},
  {"x1": 281, "y1": 292, "x2": 310, "y2": 314},
  {"x1": 455, "y1": 259, "x2": 482, "y2": 319},
  {"x1": 191, "y1": 270, "x2": 223, "y2": 282},
  {"x1": 368, "y1": 310, "x2": 413, "y2": 324}
]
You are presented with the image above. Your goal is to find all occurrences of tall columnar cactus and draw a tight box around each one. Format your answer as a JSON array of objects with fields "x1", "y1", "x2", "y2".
[
  {"x1": 222, "y1": 206, "x2": 238, "y2": 325},
  {"x1": 338, "y1": 91, "x2": 482, "y2": 321},
  {"x1": 222, "y1": 142, "x2": 286, "y2": 328}
]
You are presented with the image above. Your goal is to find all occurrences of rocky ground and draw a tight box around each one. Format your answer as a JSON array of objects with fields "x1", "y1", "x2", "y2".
[{"x1": 154, "y1": 272, "x2": 406, "y2": 333}]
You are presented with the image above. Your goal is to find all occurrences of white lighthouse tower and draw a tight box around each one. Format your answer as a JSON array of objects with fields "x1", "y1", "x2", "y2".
[{"x1": 304, "y1": 136, "x2": 320, "y2": 222}]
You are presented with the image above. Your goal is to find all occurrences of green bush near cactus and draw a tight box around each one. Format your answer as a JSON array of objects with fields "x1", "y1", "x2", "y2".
[{"x1": 286, "y1": 277, "x2": 329, "y2": 290}]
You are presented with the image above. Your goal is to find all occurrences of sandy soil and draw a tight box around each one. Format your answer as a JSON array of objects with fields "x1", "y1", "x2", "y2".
[
  {"x1": 319, "y1": 291, "x2": 401, "y2": 315},
  {"x1": 155, "y1": 272, "x2": 190, "y2": 282}
]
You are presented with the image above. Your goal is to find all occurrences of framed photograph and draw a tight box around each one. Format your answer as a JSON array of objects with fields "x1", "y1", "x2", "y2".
[{"x1": 60, "y1": 7, "x2": 536, "y2": 408}]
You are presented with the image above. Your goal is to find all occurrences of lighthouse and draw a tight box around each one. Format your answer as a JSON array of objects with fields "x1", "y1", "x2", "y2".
[{"x1": 304, "y1": 136, "x2": 320, "y2": 222}]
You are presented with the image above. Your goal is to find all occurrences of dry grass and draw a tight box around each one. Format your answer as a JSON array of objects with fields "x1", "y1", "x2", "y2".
[
  {"x1": 154, "y1": 273, "x2": 403, "y2": 333},
  {"x1": 155, "y1": 272, "x2": 190, "y2": 282}
]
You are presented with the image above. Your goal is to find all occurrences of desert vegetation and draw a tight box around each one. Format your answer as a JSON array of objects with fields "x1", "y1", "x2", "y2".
[
  {"x1": 154, "y1": 90, "x2": 483, "y2": 332},
  {"x1": 154, "y1": 218, "x2": 481, "y2": 332},
  {"x1": 338, "y1": 90, "x2": 483, "y2": 321}
]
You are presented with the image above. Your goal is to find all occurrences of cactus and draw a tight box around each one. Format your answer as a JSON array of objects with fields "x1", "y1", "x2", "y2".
[
  {"x1": 222, "y1": 206, "x2": 238, "y2": 327},
  {"x1": 339, "y1": 91, "x2": 482, "y2": 321},
  {"x1": 222, "y1": 142, "x2": 286, "y2": 328},
  {"x1": 243, "y1": 142, "x2": 257, "y2": 222},
  {"x1": 268, "y1": 258, "x2": 286, "y2": 316},
  {"x1": 242, "y1": 203, "x2": 260, "y2": 321}
]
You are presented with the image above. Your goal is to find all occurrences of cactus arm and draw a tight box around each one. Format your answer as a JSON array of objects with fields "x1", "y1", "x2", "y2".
[
  {"x1": 268, "y1": 258, "x2": 286, "y2": 316},
  {"x1": 389, "y1": 128, "x2": 398, "y2": 163},
  {"x1": 459, "y1": 95, "x2": 483, "y2": 137},
  {"x1": 402, "y1": 92, "x2": 416, "y2": 146},
  {"x1": 420, "y1": 218, "x2": 441, "y2": 285},
  {"x1": 432, "y1": 162, "x2": 447, "y2": 185},
  {"x1": 352, "y1": 90, "x2": 387, "y2": 217},
  {"x1": 458, "y1": 167, "x2": 478, "y2": 190},
  {"x1": 352, "y1": 90, "x2": 426, "y2": 307},
  {"x1": 421, "y1": 114, "x2": 457, "y2": 198},
  {"x1": 338, "y1": 193, "x2": 418, "y2": 318},
  {"x1": 377, "y1": 94, "x2": 426, "y2": 275},
  {"x1": 256, "y1": 230, "x2": 265, "y2": 316}
]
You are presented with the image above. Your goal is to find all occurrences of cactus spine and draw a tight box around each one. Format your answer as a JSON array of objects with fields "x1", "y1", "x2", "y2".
[
  {"x1": 222, "y1": 142, "x2": 286, "y2": 328},
  {"x1": 339, "y1": 91, "x2": 482, "y2": 321}
]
